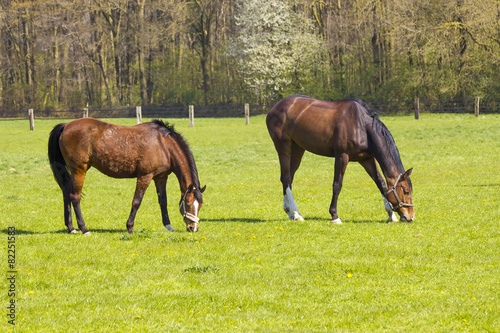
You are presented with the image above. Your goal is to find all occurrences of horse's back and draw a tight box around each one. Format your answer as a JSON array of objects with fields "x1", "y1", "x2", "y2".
[{"x1": 268, "y1": 95, "x2": 370, "y2": 158}]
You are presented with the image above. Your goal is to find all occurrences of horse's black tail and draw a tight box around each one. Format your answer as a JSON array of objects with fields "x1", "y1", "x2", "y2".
[{"x1": 48, "y1": 123, "x2": 70, "y2": 190}]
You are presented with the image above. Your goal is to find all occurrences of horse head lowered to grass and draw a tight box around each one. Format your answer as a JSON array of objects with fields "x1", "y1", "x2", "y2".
[
  {"x1": 266, "y1": 95, "x2": 413, "y2": 224},
  {"x1": 48, "y1": 118, "x2": 206, "y2": 234}
]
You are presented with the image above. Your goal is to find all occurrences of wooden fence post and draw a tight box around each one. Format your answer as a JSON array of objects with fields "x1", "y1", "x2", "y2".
[
  {"x1": 474, "y1": 97, "x2": 480, "y2": 117},
  {"x1": 83, "y1": 108, "x2": 89, "y2": 118},
  {"x1": 245, "y1": 103, "x2": 250, "y2": 125},
  {"x1": 136, "y1": 106, "x2": 142, "y2": 124},
  {"x1": 414, "y1": 97, "x2": 420, "y2": 120},
  {"x1": 28, "y1": 109, "x2": 34, "y2": 131},
  {"x1": 189, "y1": 105, "x2": 194, "y2": 127}
]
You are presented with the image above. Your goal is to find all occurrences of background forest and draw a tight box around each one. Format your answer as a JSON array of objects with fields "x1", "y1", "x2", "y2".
[{"x1": 0, "y1": 0, "x2": 499, "y2": 111}]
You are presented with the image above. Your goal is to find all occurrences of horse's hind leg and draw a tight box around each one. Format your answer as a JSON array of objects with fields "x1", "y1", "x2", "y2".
[
  {"x1": 69, "y1": 169, "x2": 91, "y2": 235},
  {"x1": 62, "y1": 184, "x2": 77, "y2": 234},
  {"x1": 277, "y1": 140, "x2": 304, "y2": 221},
  {"x1": 126, "y1": 174, "x2": 153, "y2": 234}
]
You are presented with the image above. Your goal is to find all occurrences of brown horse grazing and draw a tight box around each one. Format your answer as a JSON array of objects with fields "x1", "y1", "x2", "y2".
[
  {"x1": 266, "y1": 95, "x2": 414, "y2": 224},
  {"x1": 48, "y1": 118, "x2": 206, "y2": 235}
]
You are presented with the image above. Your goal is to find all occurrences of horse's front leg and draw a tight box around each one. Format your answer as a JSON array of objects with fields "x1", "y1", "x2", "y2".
[
  {"x1": 359, "y1": 158, "x2": 398, "y2": 222},
  {"x1": 329, "y1": 154, "x2": 349, "y2": 225},
  {"x1": 154, "y1": 177, "x2": 175, "y2": 232},
  {"x1": 126, "y1": 174, "x2": 153, "y2": 234}
]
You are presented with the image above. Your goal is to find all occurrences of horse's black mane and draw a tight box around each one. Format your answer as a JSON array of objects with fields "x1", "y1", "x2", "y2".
[
  {"x1": 151, "y1": 119, "x2": 202, "y2": 201},
  {"x1": 351, "y1": 100, "x2": 407, "y2": 177}
]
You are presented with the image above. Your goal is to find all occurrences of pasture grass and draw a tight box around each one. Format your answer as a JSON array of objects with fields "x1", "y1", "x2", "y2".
[{"x1": 1, "y1": 114, "x2": 499, "y2": 332}]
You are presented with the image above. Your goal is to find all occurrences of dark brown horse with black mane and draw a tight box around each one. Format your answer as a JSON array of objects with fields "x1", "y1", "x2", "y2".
[
  {"x1": 48, "y1": 118, "x2": 206, "y2": 234},
  {"x1": 267, "y1": 95, "x2": 413, "y2": 224}
]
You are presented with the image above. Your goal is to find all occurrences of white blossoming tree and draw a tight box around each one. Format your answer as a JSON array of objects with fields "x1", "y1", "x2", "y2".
[{"x1": 230, "y1": 0, "x2": 324, "y2": 103}]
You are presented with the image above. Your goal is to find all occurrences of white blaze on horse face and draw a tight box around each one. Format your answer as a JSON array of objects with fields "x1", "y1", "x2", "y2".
[
  {"x1": 284, "y1": 186, "x2": 304, "y2": 221},
  {"x1": 383, "y1": 196, "x2": 399, "y2": 222},
  {"x1": 193, "y1": 199, "x2": 199, "y2": 217}
]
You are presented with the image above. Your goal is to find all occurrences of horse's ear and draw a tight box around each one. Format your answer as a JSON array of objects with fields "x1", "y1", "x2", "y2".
[
  {"x1": 200, "y1": 185, "x2": 206, "y2": 193},
  {"x1": 403, "y1": 168, "x2": 413, "y2": 178}
]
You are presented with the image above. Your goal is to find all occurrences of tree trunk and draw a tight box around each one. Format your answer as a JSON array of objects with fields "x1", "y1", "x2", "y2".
[{"x1": 136, "y1": 0, "x2": 148, "y2": 106}]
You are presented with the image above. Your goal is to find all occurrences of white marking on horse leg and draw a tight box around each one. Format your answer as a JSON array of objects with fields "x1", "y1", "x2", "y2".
[
  {"x1": 283, "y1": 186, "x2": 304, "y2": 221},
  {"x1": 383, "y1": 197, "x2": 398, "y2": 222},
  {"x1": 82, "y1": 231, "x2": 92, "y2": 236},
  {"x1": 165, "y1": 225, "x2": 175, "y2": 231},
  {"x1": 331, "y1": 218, "x2": 342, "y2": 225},
  {"x1": 70, "y1": 229, "x2": 78, "y2": 234}
]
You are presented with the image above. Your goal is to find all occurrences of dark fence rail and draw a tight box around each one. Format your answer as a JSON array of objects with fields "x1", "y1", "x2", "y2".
[{"x1": 1, "y1": 98, "x2": 499, "y2": 119}]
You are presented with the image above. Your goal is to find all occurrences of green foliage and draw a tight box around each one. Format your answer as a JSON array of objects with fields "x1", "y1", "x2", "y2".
[
  {"x1": 229, "y1": 0, "x2": 326, "y2": 103},
  {"x1": 0, "y1": 115, "x2": 499, "y2": 331},
  {"x1": 3, "y1": 0, "x2": 497, "y2": 111}
]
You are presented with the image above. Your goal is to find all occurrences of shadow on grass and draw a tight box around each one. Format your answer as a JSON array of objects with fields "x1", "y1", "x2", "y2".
[
  {"x1": 0, "y1": 228, "x2": 126, "y2": 235},
  {"x1": 202, "y1": 217, "x2": 391, "y2": 224},
  {"x1": 202, "y1": 218, "x2": 271, "y2": 223},
  {"x1": 463, "y1": 183, "x2": 500, "y2": 187}
]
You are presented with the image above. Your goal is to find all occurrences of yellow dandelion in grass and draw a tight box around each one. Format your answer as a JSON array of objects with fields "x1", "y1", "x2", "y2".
[
  {"x1": 28, "y1": 290, "x2": 34, "y2": 294},
  {"x1": 347, "y1": 273, "x2": 353, "y2": 278}
]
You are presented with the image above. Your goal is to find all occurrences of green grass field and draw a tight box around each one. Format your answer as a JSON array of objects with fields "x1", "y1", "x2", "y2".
[{"x1": 1, "y1": 114, "x2": 499, "y2": 332}]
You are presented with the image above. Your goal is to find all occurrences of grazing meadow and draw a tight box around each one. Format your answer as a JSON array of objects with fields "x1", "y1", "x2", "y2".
[{"x1": 1, "y1": 114, "x2": 499, "y2": 332}]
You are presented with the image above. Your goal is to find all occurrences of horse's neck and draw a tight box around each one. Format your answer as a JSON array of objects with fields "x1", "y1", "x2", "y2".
[
  {"x1": 370, "y1": 135, "x2": 401, "y2": 187},
  {"x1": 169, "y1": 142, "x2": 195, "y2": 192}
]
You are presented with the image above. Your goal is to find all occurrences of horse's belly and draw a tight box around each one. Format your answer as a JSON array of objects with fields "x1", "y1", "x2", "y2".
[
  {"x1": 290, "y1": 126, "x2": 336, "y2": 157},
  {"x1": 91, "y1": 156, "x2": 138, "y2": 178},
  {"x1": 290, "y1": 125, "x2": 367, "y2": 159}
]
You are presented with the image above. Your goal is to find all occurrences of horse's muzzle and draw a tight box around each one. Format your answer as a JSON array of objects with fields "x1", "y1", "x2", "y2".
[
  {"x1": 186, "y1": 223, "x2": 199, "y2": 232},
  {"x1": 400, "y1": 215, "x2": 414, "y2": 223}
]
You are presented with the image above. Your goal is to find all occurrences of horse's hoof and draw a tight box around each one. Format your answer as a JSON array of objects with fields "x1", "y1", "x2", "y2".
[
  {"x1": 330, "y1": 218, "x2": 342, "y2": 225},
  {"x1": 69, "y1": 230, "x2": 78, "y2": 234},
  {"x1": 289, "y1": 211, "x2": 304, "y2": 221},
  {"x1": 386, "y1": 212, "x2": 399, "y2": 222},
  {"x1": 82, "y1": 231, "x2": 92, "y2": 236},
  {"x1": 165, "y1": 225, "x2": 175, "y2": 232}
]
